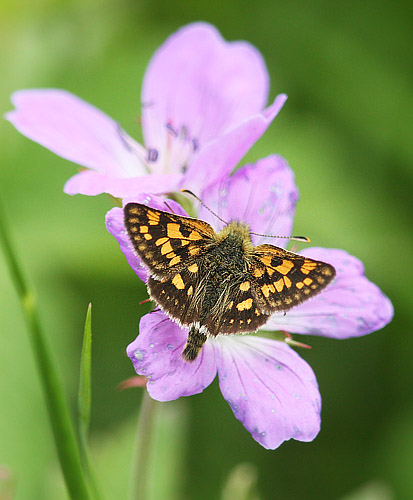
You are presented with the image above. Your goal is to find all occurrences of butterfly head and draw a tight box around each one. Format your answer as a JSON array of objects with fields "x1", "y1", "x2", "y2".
[{"x1": 216, "y1": 220, "x2": 254, "y2": 250}]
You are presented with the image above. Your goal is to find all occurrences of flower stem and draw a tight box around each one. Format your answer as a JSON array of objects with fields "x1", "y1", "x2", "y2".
[
  {"x1": 0, "y1": 201, "x2": 91, "y2": 500},
  {"x1": 129, "y1": 391, "x2": 158, "y2": 500}
]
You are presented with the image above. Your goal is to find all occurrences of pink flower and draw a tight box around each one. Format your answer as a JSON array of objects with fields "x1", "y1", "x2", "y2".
[
  {"x1": 6, "y1": 23, "x2": 286, "y2": 198},
  {"x1": 106, "y1": 156, "x2": 393, "y2": 449}
]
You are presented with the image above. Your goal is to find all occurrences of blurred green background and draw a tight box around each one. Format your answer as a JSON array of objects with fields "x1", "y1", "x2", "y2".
[{"x1": 1, "y1": 1, "x2": 412, "y2": 499}]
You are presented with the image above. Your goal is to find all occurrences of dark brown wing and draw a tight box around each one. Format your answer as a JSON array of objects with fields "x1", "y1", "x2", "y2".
[
  {"x1": 147, "y1": 265, "x2": 205, "y2": 326},
  {"x1": 149, "y1": 266, "x2": 271, "y2": 335},
  {"x1": 124, "y1": 203, "x2": 216, "y2": 279},
  {"x1": 250, "y1": 244, "x2": 336, "y2": 313},
  {"x1": 203, "y1": 277, "x2": 271, "y2": 336}
]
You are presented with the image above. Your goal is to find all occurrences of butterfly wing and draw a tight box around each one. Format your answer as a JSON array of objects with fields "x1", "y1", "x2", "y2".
[
  {"x1": 203, "y1": 276, "x2": 271, "y2": 335},
  {"x1": 147, "y1": 264, "x2": 205, "y2": 326},
  {"x1": 124, "y1": 203, "x2": 216, "y2": 279},
  {"x1": 148, "y1": 261, "x2": 271, "y2": 335},
  {"x1": 250, "y1": 244, "x2": 336, "y2": 313}
]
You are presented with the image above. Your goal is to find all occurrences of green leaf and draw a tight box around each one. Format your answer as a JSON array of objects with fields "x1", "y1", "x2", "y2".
[
  {"x1": 78, "y1": 303, "x2": 105, "y2": 500},
  {"x1": 78, "y1": 303, "x2": 93, "y2": 440}
]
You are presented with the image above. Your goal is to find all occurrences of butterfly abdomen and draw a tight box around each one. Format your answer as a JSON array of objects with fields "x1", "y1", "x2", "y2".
[{"x1": 182, "y1": 326, "x2": 207, "y2": 361}]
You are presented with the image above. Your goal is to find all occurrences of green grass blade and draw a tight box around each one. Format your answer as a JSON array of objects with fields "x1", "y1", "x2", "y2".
[
  {"x1": 79, "y1": 303, "x2": 93, "y2": 439},
  {"x1": 78, "y1": 303, "x2": 105, "y2": 500},
  {"x1": 0, "y1": 199, "x2": 91, "y2": 500}
]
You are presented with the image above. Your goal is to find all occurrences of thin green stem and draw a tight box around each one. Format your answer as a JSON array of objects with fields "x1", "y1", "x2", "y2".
[
  {"x1": 129, "y1": 391, "x2": 159, "y2": 500},
  {"x1": 0, "y1": 201, "x2": 91, "y2": 500}
]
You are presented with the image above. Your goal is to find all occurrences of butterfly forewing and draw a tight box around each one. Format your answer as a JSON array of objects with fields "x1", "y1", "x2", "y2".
[
  {"x1": 251, "y1": 244, "x2": 336, "y2": 313},
  {"x1": 124, "y1": 203, "x2": 216, "y2": 279}
]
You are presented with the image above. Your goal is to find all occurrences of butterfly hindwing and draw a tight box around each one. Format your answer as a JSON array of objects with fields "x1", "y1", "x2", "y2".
[
  {"x1": 124, "y1": 203, "x2": 216, "y2": 279},
  {"x1": 250, "y1": 244, "x2": 336, "y2": 313},
  {"x1": 147, "y1": 265, "x2": 205, "y2": 326},
  {"x1": 148, "y1": 262, "x2": 271, "y2": 335},
  {"x1": 204, "y1": 276, "x2": 271, "y2": 335}
]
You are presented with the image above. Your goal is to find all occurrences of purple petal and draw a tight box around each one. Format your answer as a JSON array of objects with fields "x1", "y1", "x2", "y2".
[
  {"x1": 106, "y1": 206, "x2": 149, "y2": 283},
  {"x1": 214, "y1": 335, "x2": 321, "y2": 449},
  {"x1": 199, "y1": 155, "x2": 298, "y2": 247},
  {"x1": 105, "y1": 194, "x2": 187, "y2": 282},
  {"x1": 64, "y1": 170, "x2": 181, "y2": 197},
  {"x1": 182, "y1": 94, "x2": 287, "y2": 194},
  {"x1": 266, "y1": 248, "x2": 394, "y2": 338},
  {"x1": 128, "y1": 311, "x2": 217, "y2": 401},
  {"x1": 6, "y1": 89, "x2": 147, "y2": 179},
  {"x1": 142, "y1": 22, "x2": 270, "y2": 155}
]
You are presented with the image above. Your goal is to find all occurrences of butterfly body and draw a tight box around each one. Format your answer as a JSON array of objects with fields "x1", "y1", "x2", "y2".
[{"x1": 124, "y1": 203, "x2": 336, "y2": 361}]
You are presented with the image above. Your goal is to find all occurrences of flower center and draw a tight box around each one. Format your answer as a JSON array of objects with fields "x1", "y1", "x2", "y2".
[{"x1": 147, "y1": 121, "x2": 199, "y2": 175}]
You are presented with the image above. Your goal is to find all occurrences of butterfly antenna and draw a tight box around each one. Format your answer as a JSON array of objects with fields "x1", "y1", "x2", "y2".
[
  {"x1": 181, "y1": 189, "x2": 309, "y2": 242},
  {"x1": 181, "y1": 189, "x2": 228, "y2": 225},
  {"x1": 249, "y1": 231, "x2": 310, "y2": 243}
]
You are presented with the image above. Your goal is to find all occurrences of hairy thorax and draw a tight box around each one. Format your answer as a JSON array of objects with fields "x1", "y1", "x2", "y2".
[{"x1": 199, "y1": 221, "x2": 254, "y2": 321}]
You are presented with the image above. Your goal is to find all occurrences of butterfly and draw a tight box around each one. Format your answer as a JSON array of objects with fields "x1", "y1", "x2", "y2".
[{"x1": 124, "y1": 203, "x2": 336, "y2": 361}]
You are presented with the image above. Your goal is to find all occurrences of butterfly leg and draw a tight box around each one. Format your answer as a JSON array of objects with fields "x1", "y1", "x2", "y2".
[{"x1": 182, "y1": 326, "x2": 207, "y2": 362}]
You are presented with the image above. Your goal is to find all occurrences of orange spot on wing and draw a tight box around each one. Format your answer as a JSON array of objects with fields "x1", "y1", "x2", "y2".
[
  {"x1": 167, "y1": 223, "x2": 184, "y2": 239},
  {"x1": 274, "y1": 278, "x2": 284, "y2": 292},
  {"x1": 161, "y1": 241, "x2": 173, "y2": 255},
  {"x1": 283, "y1": 276, "x2": 292, "y2": 288},
  {"x1": 301, "y1": 261, "x2": 317, "y2": 274},
  {"x1": 275, "y1": 260, "x2": 294, "y2": 275},
  {"x1": 155, "y1": 237, "x2": 168, "y2": 246},
  {"x1": 260, "y1": 255, "x2": 273, "y2": 267},
  {"x1": 261, "y1": 283, "x2": 275, "y2": 297},
  {"x1": 169, "y1": 256, "x2": 181, "y2": 266},
  {"x1": 236, "y1": 298, "x2": 253, "y2": 311},
  {"x1": 253, "y1": 266, "x2": 265, "y2": 278},
  {"x1": 172, "y1": 274, "x2": 185, "y2": 290},
  {"x1": 189, "y1": 230, "x2": 202, "y2": 241},
  {"x1": 147, "y1": 210, "x2": 160, "y2": 225},
  {"x1": 189, "y1": 246, "x2": 201, "y2": 256}
]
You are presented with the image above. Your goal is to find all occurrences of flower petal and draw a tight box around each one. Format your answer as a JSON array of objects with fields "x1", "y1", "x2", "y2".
[
  {"x1": 142, "y1": 22, "x2": 270, "y2": 154},
  {"x1": 128, "y1": 311, "x2": 217, "y2": 401},
  {"x1": 106, "y1": 206, "x2": 148, "y2": 283},
  {"x1": 214, "y1": 335, "x2": 321, "y2": 449},
  {"x1": 199, "y1": 155, "x2": 298, "y2": 247},
  {"x1": 105, "y1": 194, "x2": 187, "y2": 283},
  {"x1": 182, "y1": 95, "x2": 287, "y2": 194},
  {"x1": 6, "y1": 89, "x2": 147, "y2": 179},
  {"x1": 266, "y1": 248, "x2": 394, "y2": 338},
  {"x1": 64, "y1": 170, "x2": 181, "y2": 197}
]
